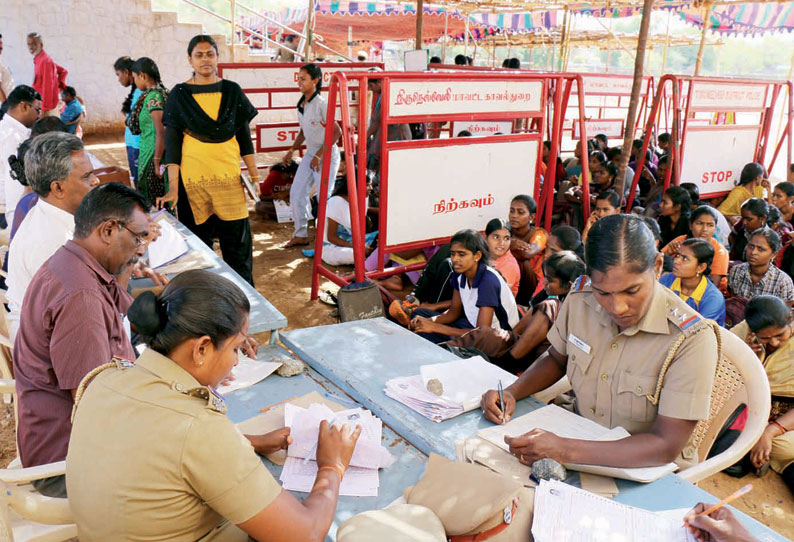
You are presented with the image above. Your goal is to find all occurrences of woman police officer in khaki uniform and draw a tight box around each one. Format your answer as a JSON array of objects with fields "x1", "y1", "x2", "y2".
[
  {"x1": 66, "y1": 270, "x2": 361, "y2": 542},
  {"x1": 482, "y1": 214, "x2": 720, "y2": 470}
]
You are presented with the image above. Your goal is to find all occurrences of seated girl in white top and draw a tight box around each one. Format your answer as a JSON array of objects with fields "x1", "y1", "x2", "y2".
[
  {"x1": 321, "y1": 175, "x2": 372, "y2": 266},
  {"x1": 409, "y1": 229, "x2": 519, "y2": 344}
]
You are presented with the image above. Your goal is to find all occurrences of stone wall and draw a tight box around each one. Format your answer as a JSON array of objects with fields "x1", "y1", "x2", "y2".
[{"x1": 0, "y1": 0, "x2": 236, "y2": 134}]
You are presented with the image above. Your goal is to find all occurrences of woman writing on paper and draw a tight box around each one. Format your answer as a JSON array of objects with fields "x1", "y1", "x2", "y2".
[
  {"x1": 66, "y1": 270, "x2": 361, "y2": 542},
  {"x1": 481, "y1": 214, "x2": 719, "y2": 470}
]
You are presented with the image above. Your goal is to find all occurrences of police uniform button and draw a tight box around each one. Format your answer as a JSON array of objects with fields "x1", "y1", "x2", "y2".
[
  {"x1": 636, "y1": 386, "x2": 643, "y2": 394},
  {"x1": 175, "y1": 383, "x2": 184, "y2": 392},
  {"x1": 601, "y1": 374, "x2": 608, "y2": 381},
  {"x1": 588, "y1": 408, "x2": 595, "y2": 414},
  {"x1": 571, "y1": 354, "x2": 576, "y2": 361},
  {"x1": 611, "y1": 343, "x2": 617, "y2": 350}
]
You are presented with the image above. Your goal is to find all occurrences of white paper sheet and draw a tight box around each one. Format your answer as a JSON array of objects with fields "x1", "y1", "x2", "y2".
[
  {"x1": 532, "y1": 480, "x2": 697, "y2": 542},
  {"x1": 284, "y1": 403, "x2": 394, "y2": 469},
  {"x1": 147, "y1": 218, "x2": 189, "y2": 268},
  {"x1": 384, "y1": 375, "x2": 464, "y2": 422},
  {"x1": 280, "y1": 457, "x2": 379, "y2": 497},
  {"x1": 274, "y1": 199, "x2": 293, "y2": 223},
  {"x1": 419, "y1": 356, "x2": 518, "y2": 411},
  {"x1": 217, "y1": 354, "x2": 282, "y2": 395},
  {"x1": 478, "y1": 405, "x2": 678, "y2": 483}
]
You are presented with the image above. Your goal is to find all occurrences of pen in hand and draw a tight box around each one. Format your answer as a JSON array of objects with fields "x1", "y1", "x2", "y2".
[{"x1": 498, "y1": 380, "x2": 505, "y2": 425}]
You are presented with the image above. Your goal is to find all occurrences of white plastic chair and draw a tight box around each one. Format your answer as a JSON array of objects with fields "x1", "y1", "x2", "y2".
[{"x1": 679, "y1": 327, "x2": 771, "y2": 483}]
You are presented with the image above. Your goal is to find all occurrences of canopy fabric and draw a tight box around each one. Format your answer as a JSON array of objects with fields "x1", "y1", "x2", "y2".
[{"x1": 680, "y1": 2, "x2": 794, "y2": 34}]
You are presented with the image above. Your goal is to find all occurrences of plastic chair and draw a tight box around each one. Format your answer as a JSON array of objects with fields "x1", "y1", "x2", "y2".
[
  {"x1": 0, "y1": 313, "x2": 76, "y2": 541},
  {"x1": 678, "y1": 327, "x2": 771, "y2": 483}
]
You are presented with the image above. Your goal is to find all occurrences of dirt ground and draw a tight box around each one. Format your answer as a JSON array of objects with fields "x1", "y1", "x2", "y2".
[{"x1": 1, "y1": 134, "x2": 791, "y2": 539}]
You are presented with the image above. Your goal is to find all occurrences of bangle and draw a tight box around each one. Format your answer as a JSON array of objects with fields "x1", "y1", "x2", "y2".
[
  {"x1": 318, "y1": 464, "x2": 345, "y2": 481},
  {"x1": 770, "y1": 421, "x2": 787, "y2": 435}
]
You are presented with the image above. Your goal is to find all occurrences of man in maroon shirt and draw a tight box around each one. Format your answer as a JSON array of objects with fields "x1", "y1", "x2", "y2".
[
  {"x1": 13, "y1": 183, "x2": 149, "y2": 497},
  {"x1": 27, "y1": 33, "x2": 67, "y2": 116}
]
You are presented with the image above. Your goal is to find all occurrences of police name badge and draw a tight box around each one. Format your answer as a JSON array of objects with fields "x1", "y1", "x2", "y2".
[{"x1": 568, "y1": 333, "x2": 591, "y2": 354}]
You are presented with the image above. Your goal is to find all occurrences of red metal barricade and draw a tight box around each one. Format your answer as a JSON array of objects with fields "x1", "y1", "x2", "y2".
[
  {"x1": 310, "y1": 70, "x2": 584, "y2": 299},
  {"x1": 628, "y1": 75, "x2": 793, "y2": 209}
]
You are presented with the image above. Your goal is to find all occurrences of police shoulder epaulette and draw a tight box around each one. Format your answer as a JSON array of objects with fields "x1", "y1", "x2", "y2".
[
  {"x1": 172, "y1": 383, "x2": 228, "y2": 414},
  {"x1": 667, "y1": 304, "x2": 707, "y2": 335},
  {"x1": 71, "y1": 357, "x2": 134, "y2": 422},
  {"x1": 571, "y1": 274, "x2": 591, "y2": 292}
]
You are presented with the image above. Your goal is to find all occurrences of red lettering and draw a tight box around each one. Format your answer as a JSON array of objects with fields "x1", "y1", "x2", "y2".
[
  {"x1": 702, "y1": 170, "x2": 734, "y2": 183},
  {"x1": 276, "y1": 131, "x2": 287, "y2": 142},
  {"x1": 288, "y1": 130, "x2": 299, "y2": 140}
]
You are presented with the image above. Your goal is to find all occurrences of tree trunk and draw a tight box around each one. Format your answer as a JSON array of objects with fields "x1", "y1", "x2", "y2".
[{"x1": 616, "y1": 0, "x2": 654, "y2": 199}]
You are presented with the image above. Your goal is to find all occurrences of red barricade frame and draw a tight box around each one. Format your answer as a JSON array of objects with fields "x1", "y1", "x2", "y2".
[
  {"x1": 628, "y1": 75, "x2": 793, "y2": 209},
  {"x1": 310, "y1": 70, "x2": 589, "y2": 299}
]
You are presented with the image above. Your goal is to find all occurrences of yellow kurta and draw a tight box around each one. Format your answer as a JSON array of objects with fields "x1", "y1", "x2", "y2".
[{"x1": 181, "y1": 93, "x2": 249, "y2": 225}]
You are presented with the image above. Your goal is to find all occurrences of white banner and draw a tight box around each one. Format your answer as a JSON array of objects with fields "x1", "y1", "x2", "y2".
[
  {"x1": 385, "y1": 140, "x2": 538, "y2": 246},
  {"x1": 452, "y1": 121, "x2": 513, "y2": 136},
  {"x1": 387, "y1": 80, "x2": 544, "y2": 117},
  {"x1": 220, "y1": 63, "x2": 379, "y2": 89},
  {"x1": 256, "y1": 123, "x2": 302, "y2": 151},
  {"x1": 689, "y1": 82, "x2": 767, "y2": 111},
  {"x1": 680, "y1": 126, "x2": 760, "y2": 197},
  {"x1": 573, "y1": 76, "x2": 649, "y2": 96},
  {"x1": 572, "y1": 119, "x2": 624, "y2": 139}
]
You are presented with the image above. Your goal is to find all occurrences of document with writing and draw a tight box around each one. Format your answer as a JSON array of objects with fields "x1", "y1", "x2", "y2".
[
  {"x1": 419, "y1": 356, "x2": 518, "y2": 411},
  {"x1": 147, "y1": 217, "x2": 189, "y2": 268},
  {"x1": 477, "y1": 405, "x2": 677, "y2": 482},
  {"x1": 217, "y1": 353, "x2": 281, "y2": 395},
  {"x1": 532, "y1": 480, "x2": 697, "y2": 542}
]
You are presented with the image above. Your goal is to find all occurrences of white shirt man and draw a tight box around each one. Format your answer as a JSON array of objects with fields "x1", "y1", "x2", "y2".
[
  {"x1": 0, "y1": 114, "x2": 32, "y2": 222},
  {"x1": 7, "y1": 200, "x2": 75, "y2": 339},
  {"x1": 6, "y1": 132, "x2": 99, "y2": 341}
]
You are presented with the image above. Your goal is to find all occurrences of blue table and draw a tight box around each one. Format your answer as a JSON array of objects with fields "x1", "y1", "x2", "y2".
[
  {"x1": 281, "y1": 317, "x2": 545, "y2": 459},
  {"x1": 283, "y1": 318, "x2": 788, "y2": 542},
  {"x1": 224, "y1": 345, "x2": 428, "y2": 541},
  {"x1": 132, "y1": 214, "x2": 287, "y2": 337},
  {"x1": 615, "y1": 475, "x2": 787, "y2": 542}
]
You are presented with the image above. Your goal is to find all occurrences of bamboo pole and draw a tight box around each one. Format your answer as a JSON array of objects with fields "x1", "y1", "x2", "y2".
[
  {"x1": 304, "y1": 0, "x2": 314, "y2": 60},
  {"x1": 661, "y1": 9, "x2": 672, "y2": 73},
  {"x1": 559, "y1": 8, "x2": 570, "y2": 71},
  {"x1": 694, "y1": 1, "x2": 713, "y2": 76},
  {"x1": 616, "y1": 0, "x2": 654, "y2": 198},
  {"x1": 415, "y1": 0, "x2": 424, "y2": 50},
  {"x1": 442, "y1": 11, "x2": 448, "y2": 62},
  {"x1": 464, "y1": 16, "x2": 470, "y2": 57}
]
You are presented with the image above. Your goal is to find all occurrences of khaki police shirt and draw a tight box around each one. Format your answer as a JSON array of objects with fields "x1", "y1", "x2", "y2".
[
  {"x1": 66, "y1": 349, "x2": 281, "y2": 542},
  {"x1": 546, "y1": 280, "x2": 718, "y2": 465}
]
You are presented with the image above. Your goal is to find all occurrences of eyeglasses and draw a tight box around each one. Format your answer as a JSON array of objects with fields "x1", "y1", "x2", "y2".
[
  {"x1": 120, "y1": 223, "x2": 149, "y2": 247},
  {"x1": 26, "y1": 102, "x2": 41, "y2": 114}
]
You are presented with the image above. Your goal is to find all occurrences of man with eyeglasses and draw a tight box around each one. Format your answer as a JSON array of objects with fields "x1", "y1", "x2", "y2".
[
  {"x1": 14, "y1": 182, "x2": 151, "y2": 498},
  {"x1": 27, "y1": 33, "x2": 67, "y2": 117},
  {"x1": 0, "y1": 34, "x2": 14, "y2": 104},
  {"x1": 0, "y1": 85, "x2": 41, "y2": 229}
]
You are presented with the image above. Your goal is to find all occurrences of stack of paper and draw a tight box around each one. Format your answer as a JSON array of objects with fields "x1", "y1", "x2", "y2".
[
  {"x1": 477, "y1": 405, "x2": 678, "y2": 483},
  {"x1": 279, "y1": 403, "x2": 394, "y2": 497},
  {"x1": 532, "y1": 480, "x2": 697, "y2": 542},
  {"x1": 217, "y1": 353, "x2": 282, "y2": 394},
  {"x1": 384, "y1": 356, "x2": 518, "y2": 422},
  {"x1": 147, "y1": 217, "x2": 189, "y2": 268}
]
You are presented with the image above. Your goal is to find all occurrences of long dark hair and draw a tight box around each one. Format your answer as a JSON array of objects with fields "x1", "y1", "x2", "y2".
[
  {"x1": 129, "y1": 270, "x2": 250, "y2": 355},
  {"x1": 114, "y1": 56, "x2": 136, "y2": 115},
  {"x1": 132, "y1": 57, "x2": 162, "y2": 85},
  {"x1": 586, "y1": 214, "x2": 658, "y2": 275},
  {"x1": 450, "y1": 229, "x2": 490, "y2": 266},
  {"x1": 679, "y1": 238, "x2": 714, "y2": 276}
]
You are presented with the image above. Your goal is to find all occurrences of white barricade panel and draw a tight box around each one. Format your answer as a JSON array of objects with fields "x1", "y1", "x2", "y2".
[
  {"x1": 572, "y1": 119, "x2": 624, "y2": 139},
  {"x1": 689, "y1": 82, "x2": 768, "y2": 112},
  {"x1": 385, "y1": 139, "x2": 538, "y2": 247},
  {"x1": 452, "y1": 121, "x2": 513, "y2": 136},
  {"x1": 388, "y1": 80, "x2": 543, "y2": 117},
  {"x1": 680, "y1": 126, "x2": 760, "y2": 197}
]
